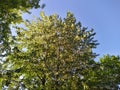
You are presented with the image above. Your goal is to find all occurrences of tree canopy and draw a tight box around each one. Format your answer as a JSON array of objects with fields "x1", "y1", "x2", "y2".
[
  {"x1": 94, "y1": 55, "x2": 120, "y2": 89},
  {"x1": 0, "y1": 0, "x2": 41, "y2": 59},
  {"x1": 1, "y1": 1, "x2": 120, "y2": 90},
  {"x1": 2, "y1": 12, "x2": 98, "y2": 90}
]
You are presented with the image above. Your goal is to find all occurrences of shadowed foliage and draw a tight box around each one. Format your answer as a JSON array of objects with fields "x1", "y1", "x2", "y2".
[{"x1": 0, "y1": 0, "x2": 41, "y2": 58}]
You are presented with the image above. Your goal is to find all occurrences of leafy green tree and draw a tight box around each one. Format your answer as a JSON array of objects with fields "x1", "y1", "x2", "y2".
[
  {"x1": 98, "y1": 55, "x2": 120, "y2": 89},
  {"x1": 88, "y1": 55, "x2": 120, "y2": 90},
  {"x1": 0, "y1": 0, "x2": 42, "y2": 89},
  {"x1": 0, "y1": 0, "x2": 41, "y2": 58},
  {"x1": 2, "y1": 11, "x2": 98, "y2": 89}
]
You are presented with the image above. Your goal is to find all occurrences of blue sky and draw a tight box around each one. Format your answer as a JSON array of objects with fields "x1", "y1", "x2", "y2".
[{"x1": 23, "y1": 0, "x2": 120, "y2": 60}]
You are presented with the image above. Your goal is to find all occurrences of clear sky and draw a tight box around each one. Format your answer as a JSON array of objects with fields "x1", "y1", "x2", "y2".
[{"x1": 23, "y1": 0, "x2": 120, "y2": 60}]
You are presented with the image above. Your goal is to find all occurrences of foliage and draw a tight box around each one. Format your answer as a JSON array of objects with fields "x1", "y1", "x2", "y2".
[
  {"x1": 2, "y1": 12, "x2": 98, "y2": 89},
  {"x1": 0, "y1": 0, "x2": 41, "y2": 58},
  {"x1": 87, "y1": 55, "x2": 120, "y2": 90},
  {"x1": 97, "y1": 55, "x2": 120, "y2": 89},
  {"x1": 0, "y1": 0, "x2": 42, "y2": 89},
  {"x1": 1, "y1": 1, "x2": 120, "y2": 90}
]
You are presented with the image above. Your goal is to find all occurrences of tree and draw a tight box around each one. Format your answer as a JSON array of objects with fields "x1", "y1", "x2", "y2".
[
  {"x1": 87, "y1": 55, "x2": 120, "y2": 90},
  {"x1": 0, "y1": 0, "x2": 42, "y2": 89},
  {"x1": 97, "y1": 55, "x2": 120, "y2": 89},
  {"x1": 2, "y1": 11, "x2": 98, "y2": 89},
  {"x1": 0, "y1": 0, "x2": 41, "y2": 59}
]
